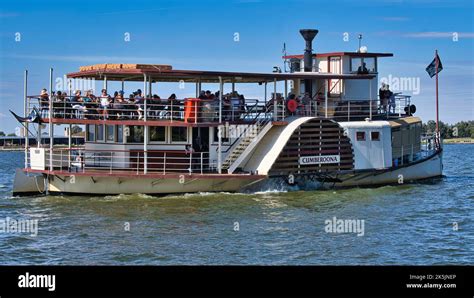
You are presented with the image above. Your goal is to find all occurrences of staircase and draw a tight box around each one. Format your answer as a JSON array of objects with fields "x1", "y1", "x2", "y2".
[{"x1": 221, "y1": 117, "x2": 272, "y2": 172}]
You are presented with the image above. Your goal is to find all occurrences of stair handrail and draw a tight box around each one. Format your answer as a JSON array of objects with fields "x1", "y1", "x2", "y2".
[{"x1": 220, "y1": 103, "x2": 273, "y2": 154}]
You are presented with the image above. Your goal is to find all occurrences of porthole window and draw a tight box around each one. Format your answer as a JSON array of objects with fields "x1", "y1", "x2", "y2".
[
  {"x1": 371, "y1": 131, "x2": 380, "y2": 141},
  {"x1": 356, "y1": 131, "x2": 366, "y2": 141}
]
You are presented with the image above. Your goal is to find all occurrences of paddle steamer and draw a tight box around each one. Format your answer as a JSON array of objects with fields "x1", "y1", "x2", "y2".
[{"x1": 12, "y1": 29, "x2": 442, "y2": 195}]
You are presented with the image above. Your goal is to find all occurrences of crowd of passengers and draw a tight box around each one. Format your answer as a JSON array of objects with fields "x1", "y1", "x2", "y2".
[{"x1": 37, "y1": 88, "x2": 248, "y2": 121}]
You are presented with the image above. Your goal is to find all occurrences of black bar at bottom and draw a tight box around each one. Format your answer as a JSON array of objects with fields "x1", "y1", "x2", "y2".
[{"x1": 0, "y1": 265, "x2": 471, "y2": 297}]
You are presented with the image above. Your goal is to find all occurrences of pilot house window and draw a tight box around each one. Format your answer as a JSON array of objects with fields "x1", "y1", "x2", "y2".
[
  {"x1": 350, "y1": 57, "x2": 376, "y2": 73},
  {"x1": 356, "y1": 131, "x2": 366, "y2": 141},
  {"x1": 371, "y1": 131, "x2": 380, "y2": 141}
]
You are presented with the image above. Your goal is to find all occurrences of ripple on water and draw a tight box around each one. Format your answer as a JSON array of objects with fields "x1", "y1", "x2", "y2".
[{"x1": 0, "y1": 146, "x2": 473, "y2": 265}]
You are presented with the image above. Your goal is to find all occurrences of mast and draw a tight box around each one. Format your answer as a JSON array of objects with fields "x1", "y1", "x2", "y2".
[
  {"x1": 435, "y1": 49, "x2": 439, "y2": 136},
  {"x1": 23, "y1": 70, "x2": 28, "y2": 169}
]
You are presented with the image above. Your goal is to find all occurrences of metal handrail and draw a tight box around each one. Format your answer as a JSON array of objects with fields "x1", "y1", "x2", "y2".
[{"x1": 34, "y1": 148, "x2": 214, "y2": 175}]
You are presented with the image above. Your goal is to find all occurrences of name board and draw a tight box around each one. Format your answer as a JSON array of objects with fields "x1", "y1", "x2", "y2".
[{"x1": 299, "y1": 155, "x2": 340, "y2": 165}]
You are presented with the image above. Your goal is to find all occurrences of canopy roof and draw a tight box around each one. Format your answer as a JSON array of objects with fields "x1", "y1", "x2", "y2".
[
  {"x1": 283, "y1": 51, "x2": 394, "y2": 59},
  {"x1": 67, "y1": 64, "x2": 376, "y2": 83}
]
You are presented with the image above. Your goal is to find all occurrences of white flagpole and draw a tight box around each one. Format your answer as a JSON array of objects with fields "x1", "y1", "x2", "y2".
[{"x1": 435, "y1": 50, "x2": 439, "y2": 136}]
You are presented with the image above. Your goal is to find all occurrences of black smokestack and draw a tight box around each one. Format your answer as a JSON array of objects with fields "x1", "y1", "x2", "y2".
[
  {"x1": 300, "y1": 29, "x2": 318, "y2": 72},
  {"x1": 299, "y1": 29, "x2": 318, "y2": 96}
]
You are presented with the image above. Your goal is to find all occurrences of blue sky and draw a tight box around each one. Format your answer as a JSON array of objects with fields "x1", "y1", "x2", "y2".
[{"x1": 0, "y1": 0, "x2": 473, "y2": 133}]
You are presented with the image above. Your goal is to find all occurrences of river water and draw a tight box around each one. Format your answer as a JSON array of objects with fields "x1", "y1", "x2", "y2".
[{"x1": 0, "y1": 144, "x2": 472, "y2": 265}]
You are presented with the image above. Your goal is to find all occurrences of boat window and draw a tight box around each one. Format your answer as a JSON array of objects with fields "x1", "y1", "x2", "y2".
[
  {"x1": 116, "y1": 125, "x2": 123, "y2": 143},
  {"x1": 106, "y1": 125, "x2": 115, "y2": 142},
  {"x1": 126, "y1": 125, "x2": 144, "y2": 143},
  {"x1": 97, "y1": 124, "x2": 104, "y2": 141},
  {"x1": 350, "y1": 57, "x2": 376, "y2": 73},
  {"x1": 213, "y1": 127, "x2": 230, "y2": 143},
  {"x1": 87, "y1": 125, "x2": 95, "y2": 142},
  {"x1": 356, "y1": 131, "x2": 366, "y2": 141},
  {"x1": 371, "y1": 131, "x2": 380, "y2": 141},
  {"x1": 171, "y1": 127, "x2": 187, "y2": 142},
  {"x1": 150, "y1": 126, "x2": 166, "y2": 142}
]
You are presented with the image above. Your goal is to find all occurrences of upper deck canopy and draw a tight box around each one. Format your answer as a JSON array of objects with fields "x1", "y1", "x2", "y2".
[
  {"x1": 282, "y1": 51, "x2": 394, "y2": 60},
  {"x1": 66, "y1": 63, "x2": 376, "y2": 83}
]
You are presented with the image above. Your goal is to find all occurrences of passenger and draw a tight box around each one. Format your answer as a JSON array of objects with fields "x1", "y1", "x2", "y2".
[
  {"x1": 38, "y1": 88, "x2": 49, "y2": 117},
  {"x1": 111, "y1": 91, "x2": 119, "y2": 107},
  {"x1": 53, "y1": 91, "x2": 65, "y2": 118},
  {"x1": 357, "y1": 62, "x2": 369, "y2": 74},
  {"x1": 286, "y1": 93, "x2": 297, "y2": 116},
  {"x1": 100, "y1": 89, "x2": 111, "y2": 120},
  {"x1": 134, "y1": 89, "x2": 145, "y2": 120},
  {"x1": 379, "y1": 83, "x2": 389, "y2": 113},
  {"x1": 223, "y1": 94, "x2": 232, "y2": 120},
  {"x1": 71, "y1": 90, "x2": 86, "y2": 119},
  {"x1": 198, "y1": 90, "x2": 206, "y2": 99},
  {"x1": 83, "y1": 90, "x2": 98, "y2": 119},
  {"x1": 301, "y1": 92, "x2": 312, "y2": 116},
  {"x1": 148, "y1": 94, "x2": 161, "y2": 119},
  {"x1": 206, "y1": 90, "x2": 215, "y2": 100},
  {"x1": 238, "y1": 94, "x2": 246, "y2": 115}
]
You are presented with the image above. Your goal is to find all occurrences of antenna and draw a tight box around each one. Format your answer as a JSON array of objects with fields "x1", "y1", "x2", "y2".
[
  {"x1": 282, "y1": 42, "x2": 288, "y2": 73},
  {"x1": 358, "y1": 34, "x2": 363, "y2": 52}
]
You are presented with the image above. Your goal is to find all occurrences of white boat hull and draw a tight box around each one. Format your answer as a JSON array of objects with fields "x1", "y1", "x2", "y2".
[
  {"x1": 13, "y1": 151, "x2": 442, "y2": 195},
  {"x1": 337, "y1": 151, "x2": 443, "y2": 187}
]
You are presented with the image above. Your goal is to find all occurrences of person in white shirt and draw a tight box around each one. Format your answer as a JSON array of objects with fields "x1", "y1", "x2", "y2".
[{"x1": 100, "y1": 89, "x2": 110, "y2": 119}]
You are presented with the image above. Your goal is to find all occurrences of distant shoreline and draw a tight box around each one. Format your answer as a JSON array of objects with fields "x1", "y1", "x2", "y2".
[{"x1": 443, "y1": 138, "x2": 474, "y2": 144}]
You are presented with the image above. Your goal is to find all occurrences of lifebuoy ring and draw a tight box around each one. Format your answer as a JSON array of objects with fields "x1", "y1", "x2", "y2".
[{"x1": 287, "y1": 99, "x2": 298, "y2": 112}]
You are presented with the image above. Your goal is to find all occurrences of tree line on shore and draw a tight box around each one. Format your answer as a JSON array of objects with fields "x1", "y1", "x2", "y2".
[{"x1": 422, "y1": 120, "x2": 474, "y2": 139}]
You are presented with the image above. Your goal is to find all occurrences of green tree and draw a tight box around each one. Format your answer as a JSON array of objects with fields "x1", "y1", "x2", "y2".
[
  {"x1": 0, "y1": 131, "x2": 5, "y2": 136},
  {"x1": 71, "y1": 125, "x2": 83, "y2": 135}
]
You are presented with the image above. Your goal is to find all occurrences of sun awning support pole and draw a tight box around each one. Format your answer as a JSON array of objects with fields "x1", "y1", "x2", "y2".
[
  {"x1": 68, "y1": 124, "x2": 71, "y2": 170},
  {"x1": 121, "y1": 79, "x2": 124, "y2": 94},
  {"x1": 143, "y1": 74, "x2": 148, "y2": 174},
  {"x1": 23, "y1": 70, "x2": 28, "y2": 168},
  {"x1": 284, "y1": 79, "x2": 288, "y2": 119},
  {"x1": 217, "y1": 76, "x2": 223, "y2": 174},
  {"x1": 273, "y1": 78, "x2": 277, "y2": 121},
  {"x1": 232, "y1": 80, "x2": 235, "y2": 93},
  {"x1": 148, "y1": 76, "x2": 152, "y2": 97},
  {"x1": 103, "y1": 75, "x2": 107, "y2": 91},
  {"x1": 324, "y1": 79, "x2": 328, "y2": 118},
  {"x1": 369, "y1": 79, "x2": 372, "y2": 120},
  {"x1": 264, "y1": 82, "x2": 267, "y2": 105},
  {"x1": 49, "y1": 67, "x2": 54, "y2": 171}
]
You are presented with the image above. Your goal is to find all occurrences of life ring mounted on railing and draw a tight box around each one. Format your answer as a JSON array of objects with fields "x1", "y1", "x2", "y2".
[{"x1": 287, "y1": 99, "x2": 298, "y2": 113}]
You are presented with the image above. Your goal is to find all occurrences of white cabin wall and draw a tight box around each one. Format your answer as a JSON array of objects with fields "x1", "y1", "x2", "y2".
[
  {"x1": 317, "y1": 57, "x2": 328, "y2": 72},
  {"x1": 340, "y1": 122, "x2": 392, "y2": 170},
  {"x1": 342, "y1": 78, "x2": 378, "y2": 101},
  {"x1": 340, "y1": 56, "x2": 379, "y2": 101}
]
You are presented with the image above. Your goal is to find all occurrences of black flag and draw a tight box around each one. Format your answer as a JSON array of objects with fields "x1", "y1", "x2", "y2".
[
  {"x1": 10, "y1": 107, "x2": 43, "y2": 124},
  {"x1": 426, "y1": 54, "x2": 443, "y2": 78}
]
